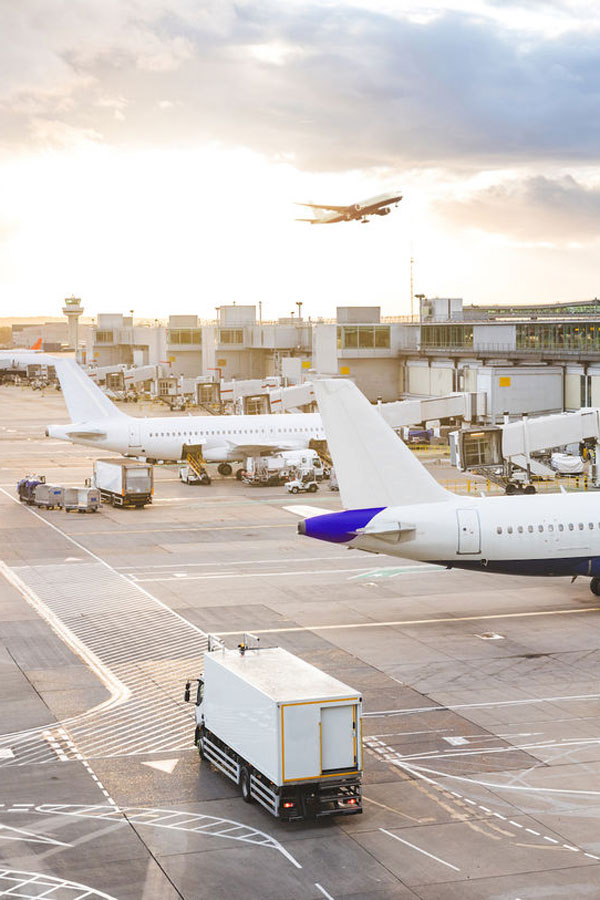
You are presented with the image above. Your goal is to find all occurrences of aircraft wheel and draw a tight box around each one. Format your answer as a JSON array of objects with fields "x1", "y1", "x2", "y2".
[
  {"x1": 590, "y1": 578, "x2": 600, "y2": 596},
  {"x1": 235, "y1": 468, "x2": 245, "y2": 481},
  {"x1": 240, "y1": 767, "x2": 252, "y2": 803},
  {"x1": 217, "y1": 463, "x2": 233, "y2": 477}
]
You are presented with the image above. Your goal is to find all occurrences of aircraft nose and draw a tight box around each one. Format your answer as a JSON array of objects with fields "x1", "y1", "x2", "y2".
[{"x1": 297, "y1": 520, "x2": 306, "y2": 535}]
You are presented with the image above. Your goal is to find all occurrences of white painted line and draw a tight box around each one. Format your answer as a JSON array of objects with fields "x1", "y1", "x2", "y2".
[
  {"x1": 0, "y1": 750, "x2": 14, "y2": 760},
  {"x1": 214, "y1": 607, "x2": 600, "y2": 636},
  {"x1": 315, "y1": 884, "x2": 336, "y2": 900},
  {"x1": 380, "y1": 828, "x2": 461, "y2": 871},
  {"x1": 364, "y1": 693, "x2": 600, "y2": 719},
  {"x1": 135, "y1": 566, "x2": 390, "y2": 582}
]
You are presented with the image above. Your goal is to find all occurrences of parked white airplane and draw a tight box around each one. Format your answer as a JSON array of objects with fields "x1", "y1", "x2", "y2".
[
  {"x1": 295, "y1": 191, "x2": 402, "y2": 224},
  {"x1": 46, "y1": 359, "x2": 326, "y2": 475},
  {"x1": 291, "y1": 379, "x2": 600, "y2": 596}
]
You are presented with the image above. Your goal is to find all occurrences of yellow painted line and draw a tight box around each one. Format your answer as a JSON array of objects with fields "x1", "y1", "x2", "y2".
[{"x1": 215, "y1": 606, "x2": 600, "y2": 636}]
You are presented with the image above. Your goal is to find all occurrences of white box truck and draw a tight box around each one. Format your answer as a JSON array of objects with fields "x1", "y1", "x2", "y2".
[
  {"x1": 93, "y1": 458, "x2": 153, "y2": 508},
  {"x1": 185, "y1": 645, "x2": 363, "y2": 821}
]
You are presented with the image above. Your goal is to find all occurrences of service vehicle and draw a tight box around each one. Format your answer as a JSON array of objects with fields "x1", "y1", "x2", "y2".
[
  {"x1": 185, "y1": 641, "x2": 363, "y2": 821},
  {"x1": 178, "y1": 463, "x2": 211, "y2": 485},
  {"x1": 64, "y1": 486, "x2": 100, "y2": 513},
  {"x1": 93, "y1": 458, "x2": 153, "y2": 507},
  {"x1": 17, "y1": 476, "x2": 45, "y2": 505},
  {"x1": 285, "y1": 466, "x2": 319, "y2": 494}
]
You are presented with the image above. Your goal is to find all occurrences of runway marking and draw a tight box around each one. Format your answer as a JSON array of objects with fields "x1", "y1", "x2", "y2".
[
  {"x1": 132, "y1": 565, "x2": 412, "y2": 582},
  {"x1": 214, "y1": 606, "x2": 600, "y2": 635},
  {"x1": 117, "y1": 555, "x2": 359, "y2": 570},
  {"x1": 379, "y1": 828, "x2": 461, "y2": 871},
  {"x1": 0, "y1": 868, "x2": 118, "y2": 899},
  {"x1": 368, "y1": 739, "x2": 600, "y2": 862},
  {"x1": 5, "y1": 803, "x2": 302, "y2": 868},
  {"x1": 315, "y1": 884, "x2": 336, "y2": 900},
  {"x1": 363, "y1": 692, "x2": 600, "y2": 718}
]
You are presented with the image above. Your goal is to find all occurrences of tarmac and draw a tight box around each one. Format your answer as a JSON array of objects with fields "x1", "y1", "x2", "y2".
[{"x1": 1, "y1": 383, "x2": 600, "y2": 899}]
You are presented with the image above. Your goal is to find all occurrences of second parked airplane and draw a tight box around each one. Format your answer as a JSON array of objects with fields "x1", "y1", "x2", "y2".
[
  {"x1": 46, "y1": 359, "x2": 326, "y2": 475},
  {"x1": 292, "y1": 379, "x2": 600, "y2": 596}
]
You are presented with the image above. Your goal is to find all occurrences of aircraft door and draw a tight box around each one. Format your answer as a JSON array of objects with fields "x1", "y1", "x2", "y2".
[
  {"x1": 128, "y1": 422, "x2": 142, "y2": 449},
  {"x1": 457, "y1": 509, "x2": 481, "y2": 554}
]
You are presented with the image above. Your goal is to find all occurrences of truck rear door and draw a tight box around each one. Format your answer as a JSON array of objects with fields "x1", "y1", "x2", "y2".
[{"x1": 321, "y1": 704, "x2": 357, "y2": 772}]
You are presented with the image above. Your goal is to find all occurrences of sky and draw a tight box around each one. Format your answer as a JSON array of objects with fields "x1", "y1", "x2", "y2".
[{"x1": 2, "y1": 0, "x2": 600, "y2": 321}]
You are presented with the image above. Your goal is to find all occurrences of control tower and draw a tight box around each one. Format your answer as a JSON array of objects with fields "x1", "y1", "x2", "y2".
[{"x1": 62, "y1": 296, "x2": 84, "y2": 350}]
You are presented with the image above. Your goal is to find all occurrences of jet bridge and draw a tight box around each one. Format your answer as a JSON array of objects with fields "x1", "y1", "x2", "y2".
[{"x1": 452, "y1": 408, "x2": 600, "y2": 489}]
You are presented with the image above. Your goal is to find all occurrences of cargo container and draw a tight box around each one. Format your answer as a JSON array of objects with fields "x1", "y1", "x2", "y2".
[
  {"x1": 185, "y1": 644, "x2": 362, "y2": 821},
  {"x1": 63, "y1": 486, "x2": 100, "y2": 513},
  {"x1": 33, "y1": 484, "x2": 64, "y2": 509},
  {"x1": 93, "y1": 458, "x2": 153, "y2": 507}
]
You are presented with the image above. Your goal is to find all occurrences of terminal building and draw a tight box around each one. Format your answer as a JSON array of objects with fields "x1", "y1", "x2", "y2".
[{"x1": 24, "y1": 295, "x2": 600, "y2": 419}]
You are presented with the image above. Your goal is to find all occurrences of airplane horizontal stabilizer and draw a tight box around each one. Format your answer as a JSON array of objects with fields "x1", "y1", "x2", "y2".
[
  {"x1": 312, "y1": 379, "x2": 450, "y2": 509},
  {"x1": 282, "y1": 505, "x2": 336, "y2": 518},
  {"x1": 55, "y1": 359, "x2": 126, "y2": 423}
]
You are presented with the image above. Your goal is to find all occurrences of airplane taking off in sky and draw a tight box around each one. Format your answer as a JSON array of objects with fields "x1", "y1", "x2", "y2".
[
  {"x1": 295, "y1": 191, "x2": 402, "y2": 224},
  {"x1": 291, "y1": 379, "x2": 600, "y2": 596},
  {"x1": 46, "y1": 359, "x2": 326, "y2": 475}
]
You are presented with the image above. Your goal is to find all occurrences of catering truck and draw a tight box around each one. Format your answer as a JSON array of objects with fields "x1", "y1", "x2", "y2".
[
  {"x1": 184, "y1": 643, "x2": 363, "y2": 821},
  {"x1": 93, "y1": 458, "x2": 153, "y2": 507}
]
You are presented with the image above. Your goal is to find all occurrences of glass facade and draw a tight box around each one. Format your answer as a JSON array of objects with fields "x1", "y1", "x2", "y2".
[
  {"x1": 95, "y1": 330, "x2": 114, "y2": 343},
  {"x1": 516, "y1": 322, "x2": 600, "y2": 351},
  {"x1": 337, "y1": 325, "x2": 390, "y2": 350},
  {"x1": 218, "y1": 329, "x2": 244, "y2": 344},
  {"x1": 167, "y1": 329, "x2": 202, "y2": 345},
  {"x1": 421, "y1": 325, "x2": 474, "y2": 349}
]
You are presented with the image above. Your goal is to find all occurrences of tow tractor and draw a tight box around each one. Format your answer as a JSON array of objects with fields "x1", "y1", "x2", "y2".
[{"x1": 285, "y1": 466, "x2": 319, "y2": 495}]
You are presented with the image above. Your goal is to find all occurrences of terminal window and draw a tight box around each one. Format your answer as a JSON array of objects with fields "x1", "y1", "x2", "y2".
[
  {"x1": 219, "y1": 329, "x2": 244, "y2": 344},
  {"x1": 337, "y1": 325, "x2": 390, "y2": 350},
  {"x1": 95, "y1": 330, "x2": 114, "y2": 343},
  {"x1": 168, "y1": 329, "x2": 202, "y2": 345}
]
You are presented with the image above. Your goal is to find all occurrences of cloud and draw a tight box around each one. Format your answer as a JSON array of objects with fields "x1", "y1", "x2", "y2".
[
  {"x1": 438, "y1": 174, "x2": 600, "y2": 240},
  {"x1": 2, "y1": 2, "x2": 600, "y2": 170}
]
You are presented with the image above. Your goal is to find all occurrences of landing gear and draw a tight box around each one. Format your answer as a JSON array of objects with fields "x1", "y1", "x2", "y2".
[
  {"x1": 218, "y1": 463, "x2": 233, "y2": 477},
  {"x1": 239, "y1": 766, "x2": 252, "y2": 803},
  {"x1": 235, "y1": 468, "x2": 245, "y2": 481},
  {"x1": 590, "y1": 578, "x2": 600, "y2": 596}
]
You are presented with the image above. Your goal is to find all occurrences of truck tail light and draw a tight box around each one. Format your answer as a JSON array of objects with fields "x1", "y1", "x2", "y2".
[
  {"x1": 282, "y1": 801, "x2": 295, "y2": 809},
  {"x1": 347, "y1": 798, "x2": 357, "y2": 805}
]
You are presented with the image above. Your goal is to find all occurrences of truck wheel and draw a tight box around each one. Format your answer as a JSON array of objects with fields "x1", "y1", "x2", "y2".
[
  {"x1": 291, "y1": 486, "x2": 299, "y2": 494},
  {"x1": 308, "y1": 483, "x2": 318, "y2": 493},
  {"x1": 240, "y1": 767, "x2": 252, "y2": 803}
]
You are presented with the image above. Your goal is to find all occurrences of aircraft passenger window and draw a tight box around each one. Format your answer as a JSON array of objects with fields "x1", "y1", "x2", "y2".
[
  {"x1": 559, "y1": 524, "x2": 564, "y2": 531},
  {"x1": 568, "y1": 523, "x2": 574, "y2": 531},
  {"x1": 538, "y1": 525, "x2": 543, "y2": 532},
  {"x1": 518, "y1": 525, "x2": 523, "y2": 533},
  {"x1": 589, "y1": 523, "x2": 594, "y2": 530},
  {"x1": 507, "y1": 526, "x2": 513, "y2": 534},
  {"x1": 579, "y1": 523, "x2": 584, "y2": 530},
  {"x1": 497, "y1": 526, "x2": 502, "y2": 534},
  {"x1": 548, "y1": 524, "x2": 554, "y2": 532},
  {"x1": 528, "y1": 525, "x2": 534, "y2": 533}
]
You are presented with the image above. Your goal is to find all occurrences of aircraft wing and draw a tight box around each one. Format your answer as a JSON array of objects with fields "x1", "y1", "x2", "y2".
[{"x1": 296, "y1": 202, "x2": 350, "y2": 212}]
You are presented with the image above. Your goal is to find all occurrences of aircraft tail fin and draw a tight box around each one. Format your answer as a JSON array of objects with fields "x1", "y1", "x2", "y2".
[
  {"x1": 30, "y1": 338, "x2": 42, "y2": 350},
  {"x1": 54, "y1": 359, "x2": 125, "y2": 422},
  {"x1": 312, "y1": 379, "x2": 450, "y2": 509}
]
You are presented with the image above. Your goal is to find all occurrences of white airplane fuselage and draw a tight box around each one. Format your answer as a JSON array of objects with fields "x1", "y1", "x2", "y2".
[
  {"x1": 48, "y1": 411, "x2": 326, "y2": 463},
  {"x1": 300, "y1": 491, "x2": 600, "y2": 578}
]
